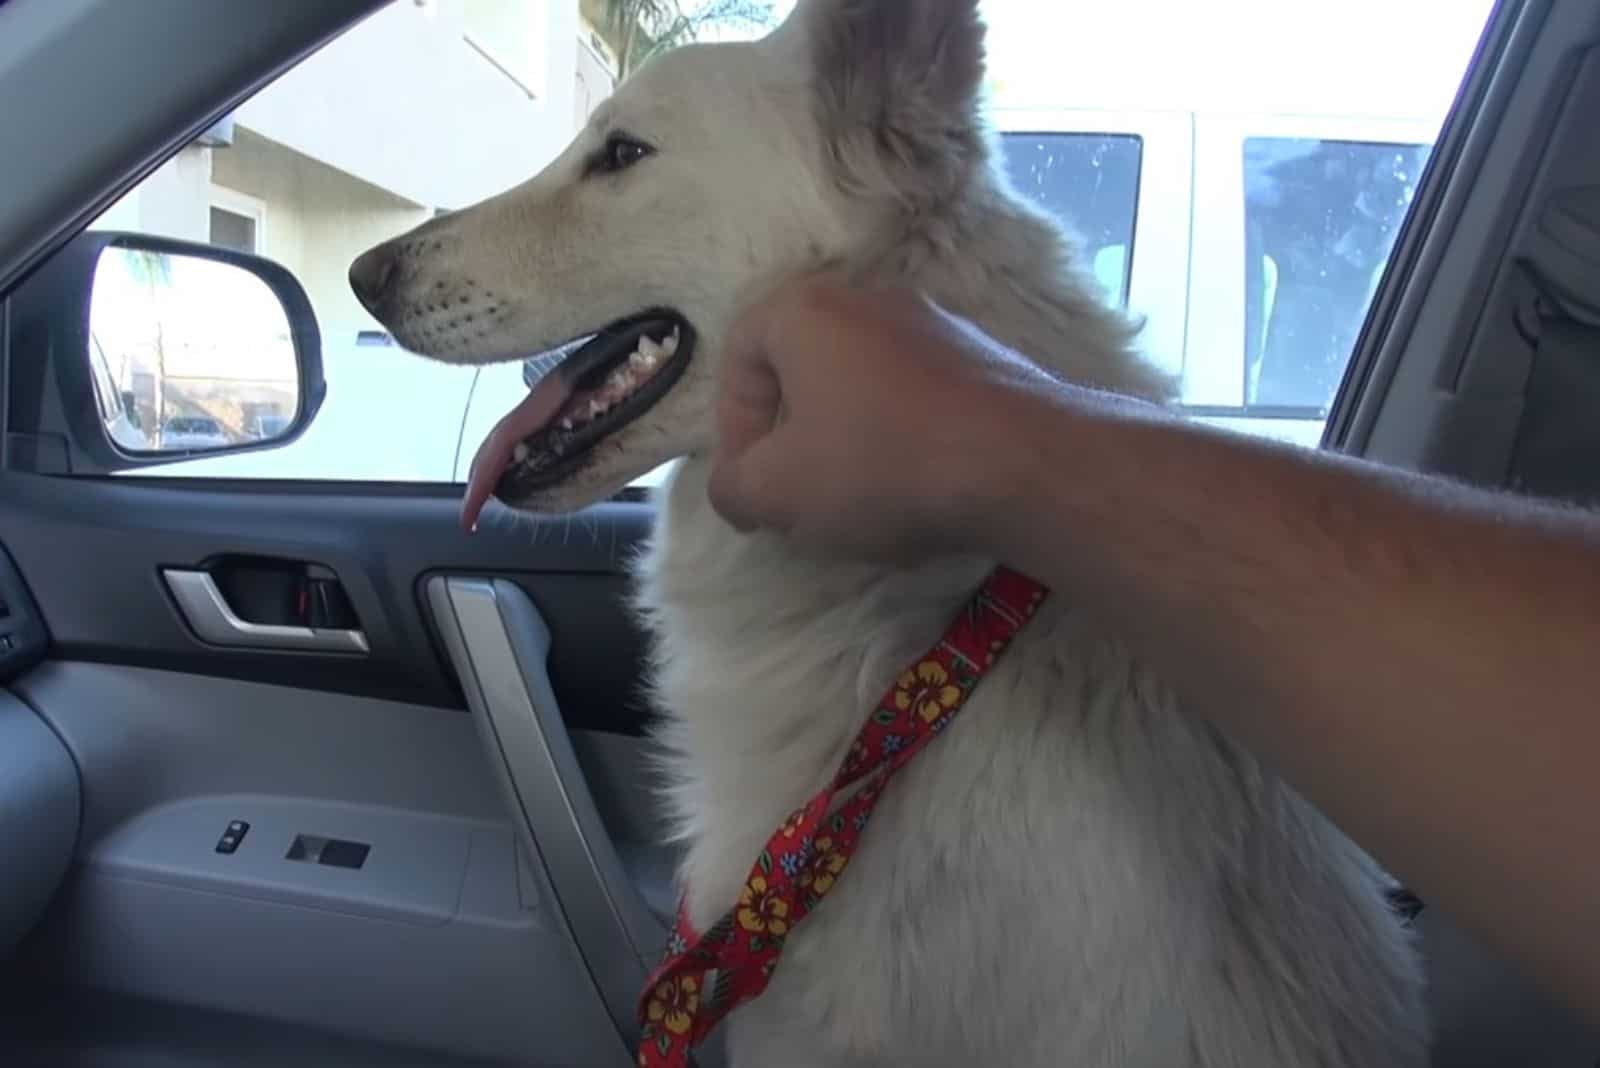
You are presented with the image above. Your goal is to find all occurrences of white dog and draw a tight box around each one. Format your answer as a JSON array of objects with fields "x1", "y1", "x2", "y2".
[{"x1": 350, "y1": 0, "x2": 1428, "y2": 1063}]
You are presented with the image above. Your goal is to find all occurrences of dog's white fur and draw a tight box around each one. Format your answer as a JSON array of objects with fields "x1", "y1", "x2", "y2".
[{"x1": 359, "y1": 1, "x2": 1428, "y2": 1063}]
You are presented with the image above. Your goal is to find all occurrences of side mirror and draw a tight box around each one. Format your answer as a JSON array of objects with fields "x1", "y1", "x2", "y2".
[{"x1": 6, "y1": 231, "x2": 325, "y2": 474}]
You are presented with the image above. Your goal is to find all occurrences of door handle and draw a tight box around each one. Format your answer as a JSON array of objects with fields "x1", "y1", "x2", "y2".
[{"x1": 162, "y1": 568, "x2": 368, "y2": 654}]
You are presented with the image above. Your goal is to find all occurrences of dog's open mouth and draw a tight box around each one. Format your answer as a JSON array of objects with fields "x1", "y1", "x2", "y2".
[{"x1": 462, "y1": 309, "x2": 696, "y2": 528}]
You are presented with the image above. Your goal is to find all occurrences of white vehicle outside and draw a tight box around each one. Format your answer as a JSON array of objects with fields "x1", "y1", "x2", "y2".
[
  {"x1": 158, "y1": 416, "x2": 231, "y2": 451},
  {"x1": 252, "y1": 413, "x2": 291, "y2": 438},
  {"x1": 992, "y1": 108, "x2": 1439, "y2": 448}
]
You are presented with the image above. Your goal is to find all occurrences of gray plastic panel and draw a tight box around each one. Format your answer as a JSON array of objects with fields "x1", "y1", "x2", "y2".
[
  {"x1": 0, "y1": 690, "x2": 78, "y2": 955},
  {"x1": 13, "y1": 662, "x2": 506, "y2": 843},
  {"x1": 571, "y1": 729, "x2": 682, "y2": 927},
  {"x1": 3, "y1": 987, "x2": 511, "y2": 1068},
  {"x1": 86, "y1": 795, "x2": 474, "y2": 926},
  {"x1": 1530, "y1": 185, "x2": 1600, "y2": 319},
  {"x1": 1415, "y1": 907, "x2": 1596, "y2": 1065},
  {"x1": 13, "y1": 662, "x2": 630, "y2": 1067},
  {"x1": 427, "y1": 577, "x2": 667, "y2": 1060},
  {"x1": 24, "y1": 855, "x2": 618, "y2": 1067}
]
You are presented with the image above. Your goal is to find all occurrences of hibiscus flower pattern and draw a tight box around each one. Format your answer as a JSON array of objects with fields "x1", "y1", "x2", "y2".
[
  {"x1": 797, "y1": 835, "x2": 849, "y2": 898},
  {"x1": 893, "y1": 660, "x2": 965, "y2": 724},
  {"x1": 778, "y1": 808, "x2": 807, "y2": 840},
  {"x1": 736, "y1": 874, "x2": 790, "y2": 939},
  {"x1": 644, "y1": 975, "x2": 699, "y2": 1037},
  {"x1": 634, "y1": 568, "x2": 1047, "y2": 1068}
]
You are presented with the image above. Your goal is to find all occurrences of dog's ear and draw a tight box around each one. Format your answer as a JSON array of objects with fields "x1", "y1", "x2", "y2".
[{"x1": 798, "y1": 0, "x2": 989, "y2": 204}]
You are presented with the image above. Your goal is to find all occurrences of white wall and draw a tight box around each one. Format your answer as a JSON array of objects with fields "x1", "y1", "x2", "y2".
[
  {"x1": 981, "y1": 0, "x2": 1493, "y2": 120},
  {"x1": 94, "y1": 147, "x2": 213, "y2": 243},
  {"x1": 235, "y1": 0, "x2": 580, "y2": 211},
  {"x1": 462, "y1": 0, "x2": 550, "y2": 96},
  {"x1": 211, "y1": 129, "x2": 432, "y2": 335},
  {"x1": 90, "y1": 0, "x2": 588, "y2": 336}
]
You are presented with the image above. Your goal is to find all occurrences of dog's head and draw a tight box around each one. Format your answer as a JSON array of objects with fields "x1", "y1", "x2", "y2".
[{"x1": 350, "y1": 0, "x2": 993, "y2": 516}]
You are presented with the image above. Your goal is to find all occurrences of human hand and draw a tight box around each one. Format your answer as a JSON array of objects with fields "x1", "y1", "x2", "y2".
[{"x1": 707, "y1": 277, "x2": 1053, "y2": 561}]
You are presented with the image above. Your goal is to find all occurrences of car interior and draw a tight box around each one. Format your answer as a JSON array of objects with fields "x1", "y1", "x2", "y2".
[{"x1": 1, "y1": 0, "x2": 1599, "y2": 1065}]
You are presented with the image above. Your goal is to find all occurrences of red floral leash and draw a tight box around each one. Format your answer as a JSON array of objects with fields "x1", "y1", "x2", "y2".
[{"x1": 636, "y1": 566, "x2": 1048, "y2": 1067}]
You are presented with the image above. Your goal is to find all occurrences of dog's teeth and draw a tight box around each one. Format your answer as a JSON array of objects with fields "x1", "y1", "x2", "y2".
[
  {"x1": 629, "y1": 351, "x2": 651, "y2": 371},
  {"x1": 662, "y1": 331, "x2": 680, "y2": 358},
  {"x1": 639, "y1": 336, "x2": 664, "y2": 363},
  {"x1": 589, "y1": 400, "x2": 605, "y2": 417},
  {"x1": 513, "y1": 443, "x2": 529, "y2": 463},
  {"x1": 560, "y1": 418, "x2": 574, "y2": 431}
]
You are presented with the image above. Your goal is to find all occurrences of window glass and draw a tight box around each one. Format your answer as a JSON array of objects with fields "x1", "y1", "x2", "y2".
[
  {"x1": 75, "y1": 0, "x2": 1493, "y2": 483},
  {"x1": 1244, "y1": 138, "x2": 1432, "y2": 413},
  {"x1": 999, "y1": 134, "x2": 1141, "y2": 308}
]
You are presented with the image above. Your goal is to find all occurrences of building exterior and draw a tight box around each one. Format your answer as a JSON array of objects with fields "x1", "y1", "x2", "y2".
[{"x1": 93, "y1": 0, "x2": 617, "y2": 341}]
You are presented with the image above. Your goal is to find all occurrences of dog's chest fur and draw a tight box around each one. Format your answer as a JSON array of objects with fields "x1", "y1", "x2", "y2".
[{"x1": 632, "y1": 460, "x2": 1428, "y2": 1067}]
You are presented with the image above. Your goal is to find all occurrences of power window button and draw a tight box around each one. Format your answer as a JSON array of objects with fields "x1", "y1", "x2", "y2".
[{"x1": 216, "y1": 820, "x2": 250, "y2": 855}]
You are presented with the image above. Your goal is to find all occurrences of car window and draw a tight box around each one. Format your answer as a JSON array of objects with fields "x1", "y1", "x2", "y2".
[
  {"x1": 76, "y1": 0, "x2": 1493, "y2": 483},
  {"x1": 999, "y1": 133, "x2": 1142, "y2": 308},
  {"x1": 1243, "y1": 137, "x2": 1433, "y2": 412}
]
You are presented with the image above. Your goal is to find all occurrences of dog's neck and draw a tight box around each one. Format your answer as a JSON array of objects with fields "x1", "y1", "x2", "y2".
[
  {"x1": 852, "y1": 165, "x2": 1175, "y2": 406},
  {"x1": 650, "y1": 164, "x2": 1172, "y2": 622}
]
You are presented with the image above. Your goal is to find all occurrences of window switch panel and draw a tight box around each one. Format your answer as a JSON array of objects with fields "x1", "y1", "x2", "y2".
[{"x1": 286, "y1": 833, "x2": 369, "y2": 870}]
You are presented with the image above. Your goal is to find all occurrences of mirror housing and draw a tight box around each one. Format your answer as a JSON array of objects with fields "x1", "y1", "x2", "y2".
[{"x1": 6, "y1": 231, "x2": 325, "y2": 475}]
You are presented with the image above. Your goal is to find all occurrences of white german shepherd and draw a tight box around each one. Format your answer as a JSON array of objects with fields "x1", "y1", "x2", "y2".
[{"x1": 350, "y1": 0, "x2": 1428, "y2": 1063}]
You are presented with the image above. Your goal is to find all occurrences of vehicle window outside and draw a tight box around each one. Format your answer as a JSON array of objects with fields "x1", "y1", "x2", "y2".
[
  {"x1": 76, "y1": 0, "x2": 1493, "y2": 482},
  {"x1": 999, "y1": 134, "x2": 1142, "y2": 308},
  {"x1": 1244, "y1": 138, "x2": 1433, "y2": 413}
]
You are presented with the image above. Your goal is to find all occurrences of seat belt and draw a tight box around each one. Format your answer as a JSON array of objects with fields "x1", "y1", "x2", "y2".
[
  {"x1": 1504, "y1": 185, "x2": 1600, "y2": 502},
  {"x1": 1505, "y1": 285, "x2": 1600, "y2": 506}
]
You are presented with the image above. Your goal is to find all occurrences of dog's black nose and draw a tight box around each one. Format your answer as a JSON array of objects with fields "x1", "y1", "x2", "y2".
[{"x1": 349, "y1": 245, "x2": 397, "y2": 312}]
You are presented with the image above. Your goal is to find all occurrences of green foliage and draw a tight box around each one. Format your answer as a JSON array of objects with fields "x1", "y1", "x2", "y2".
[{"x1": 586, "y1": 0, "x2": 781, "y2": 77}]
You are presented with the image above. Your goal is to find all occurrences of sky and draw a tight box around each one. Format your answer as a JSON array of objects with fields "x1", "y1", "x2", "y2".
[
  {"x1": 978, "y1": 0, "x2": 1497, "y2": 122},
  {"x1": 91, "y1": 248, "x2": 297, "y2": 384},
  {"x1": 745, "y1": 0, "x2": 1495, "y2": 125}
]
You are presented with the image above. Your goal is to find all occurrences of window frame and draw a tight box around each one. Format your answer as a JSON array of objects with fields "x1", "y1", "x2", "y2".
[
  {"x1": 208, "y1": 185, "x2": 267, "y2": 256},
  {"x1": 1184, "y1": 112, "x2": 1439, "y2": 440},
  {"x1": 992, "y1": 107, "x2": 1194, "y2": 383}
]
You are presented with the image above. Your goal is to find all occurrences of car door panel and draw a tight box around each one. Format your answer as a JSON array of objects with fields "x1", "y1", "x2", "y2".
[
  {"x1": 429, "y1": 577, "x2": 669, "y2": 1046},
  {"x1": 0, "y1": 471, "x2": 654, "y2": 731},
  {"x1": 0, "y1": 468, "x2": 680, "y2": 1066},
  {"x1": 0, "y1": 691, "x2": 78, "y2": 958},
  {"x1": 6, "y1": 664, "x2": 638, "y2": 1067}
]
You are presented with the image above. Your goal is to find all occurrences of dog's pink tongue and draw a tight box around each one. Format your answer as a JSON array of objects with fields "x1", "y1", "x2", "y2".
[{"x1": 462, "y1": 372, "x2": 574, "y2": 533}]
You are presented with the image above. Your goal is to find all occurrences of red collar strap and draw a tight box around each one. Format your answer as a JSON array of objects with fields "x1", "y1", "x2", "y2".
[{"x1": 637, "y1": 566, "x2": 1049, "y2": 1067}]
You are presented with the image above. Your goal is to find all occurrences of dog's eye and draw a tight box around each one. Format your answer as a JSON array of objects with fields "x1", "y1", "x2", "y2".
[{"x1": 595, "y1": 135, "x2": 654, "y2": 175}]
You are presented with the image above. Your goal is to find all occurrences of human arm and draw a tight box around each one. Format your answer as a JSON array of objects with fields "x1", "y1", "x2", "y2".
[{"x1": 709, "y1": 277, "x2": 1600, "y2": 1023}]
